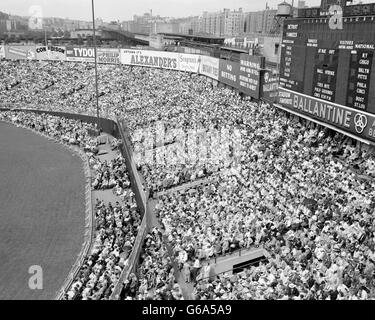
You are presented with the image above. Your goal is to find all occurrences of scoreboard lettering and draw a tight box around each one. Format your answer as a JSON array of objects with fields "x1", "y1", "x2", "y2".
[
  {"x1": 312, "y1": 48, "x2": 339, "y2": 102},
  {"x1": 279, "y1": 22, "x2": 306, "y2": 92},
  {"x1": 346, "y1": 46, "x2": 374, "y2": 111}
]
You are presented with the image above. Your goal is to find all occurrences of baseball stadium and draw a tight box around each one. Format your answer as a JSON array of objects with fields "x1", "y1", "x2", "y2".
[{"x1": 1, "y1": 0, "x2": 375, "y2": 301}]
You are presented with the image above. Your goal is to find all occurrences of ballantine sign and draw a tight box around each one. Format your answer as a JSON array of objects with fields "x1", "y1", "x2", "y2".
[
  {"x1": 278, "y1": 87, "x2": 375, "y2": 143},
  {"x1": 279, "y1": 89, "x2": 352, "y2": 128}
]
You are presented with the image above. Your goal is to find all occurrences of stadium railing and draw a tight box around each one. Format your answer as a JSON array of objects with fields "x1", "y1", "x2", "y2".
[{"x1": 109, "y1": 118, "x2": 151, "y2": 300}]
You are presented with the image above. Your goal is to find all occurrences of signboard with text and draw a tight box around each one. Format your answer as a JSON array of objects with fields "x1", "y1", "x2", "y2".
[
  {"x1": 346, "y1": 44, "x2": 374, "y2": 111},
  {"x1": 199, "y1": 55, "x2": 219, "y2": 80},
  {"x1": 278, "y1": 87, "x2": 375, "y2": 143},
  {"x1": 120, "y1": 49, "x2": 179, "y2": 70},
  {"x1": 218, "y1": 59, "x2": 239, "y2": 88},
  {"x1": 312, "y1": 48, "x2": 339, "y2": 102},
  {"x1": 66, "y1": 47, "x2": 95, "y2": 62},
  {"x1": 35, "y1": 46, "x2": 66, "y2": 61},
  {"x1": 261, "y1": 69, "x2": 279, "y2": 103},
  {"x1": 238, "y1": 54, "x2": 264, "y2": 99},
  {"x1": 178, "y1": 53, "x2": 200, "y2": 73},
  {"x1": 5, "y1": 45, "x2": 36, "y2": 60},
  {"x1": 97, "y1": 48, "x2": 121, "y2": 64}
]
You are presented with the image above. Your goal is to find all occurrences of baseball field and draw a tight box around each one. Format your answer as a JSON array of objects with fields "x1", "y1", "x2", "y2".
[{"x1": 0, "y1": 122, "x2": 86, "y2": 300}]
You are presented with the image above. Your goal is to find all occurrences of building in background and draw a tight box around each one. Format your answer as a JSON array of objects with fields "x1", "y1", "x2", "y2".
[
  {"x1": 297, "y1": 0, "x2": 307, "y2": 9},
  {"x1": 243, "y1": 12, "x2": 260, "y2": 34},
  {"x1": 176, "y1": 7, "x2": 280, "y2": 37},
  {"x1": 223, "y1": 8, "x2": 245, "y2": 36}
]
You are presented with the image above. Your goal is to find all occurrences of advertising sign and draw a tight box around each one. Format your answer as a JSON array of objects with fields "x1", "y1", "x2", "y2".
[
  {"x1": 278, "y1": 87, "x2": 375, "y2": 143},
  {"x1": 97, "y1": 48, "x2": 121, "y2": 64},
  {"x1": 0, "y1": 45, "x2": 5, "y2": 59},
  {"x1": 5, "y1": 45, "x2": 36, "y2": 60},
  {"x1": 66, "y1": 47, "x2": 95, "y2": 62},
  {"x1": 199, "y1": 55, "x2": 219, "y2": 80},
  {"x1": 178, "y1": 53, "x2": 200, "y2": 73},
  {"x1": 261, "y1": 69, "x2": 279, "y2": 103},
  {"x1": 120, "y1": 49, "x2": 179, "y2": 70},
  {"x1": 218, "y1": 59, "x2": 239, "y2": 88},
  {"x1": 238, "y1": 54, "x2": 264, "y2": 99},
  {"x1": 35, "y1": 45, "x2": 66, "y2": 61}
]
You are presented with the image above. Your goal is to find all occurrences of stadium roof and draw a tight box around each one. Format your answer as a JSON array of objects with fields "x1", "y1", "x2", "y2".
[{"x1": 161, "y1": 33, "x2": 225, "y2": 41}]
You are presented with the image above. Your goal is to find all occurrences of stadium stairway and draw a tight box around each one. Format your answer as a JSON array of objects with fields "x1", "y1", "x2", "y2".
[
  {"x1": 153, "y1": 175, "x2": 219, "y2": 199},
  {"x1": 92, "y1": 134, "x2": 123, "y2": 205},
  {"x1": 146, "y1": 198, "x2": 194, "y2": 299}
]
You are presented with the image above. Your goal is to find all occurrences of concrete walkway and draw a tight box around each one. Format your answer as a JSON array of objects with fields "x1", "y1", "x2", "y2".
[
  {"x1": 153, "y1": 175, "x2": 219, "y2": 199},
  {"x1": 146, "y1": 198, "x2": 193, "y2": 299},
  {"x1": 91, "y1": 134, "x2": 124, "y2": 205}
]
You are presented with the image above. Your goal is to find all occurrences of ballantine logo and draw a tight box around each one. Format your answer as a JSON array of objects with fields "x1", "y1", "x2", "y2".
[
  {"x1": 354, "y1": 113, "x2": 368, "y2": 134},
  {"x1": 291, "y1": 93, "x2": 351, "y2": 128},
  {"x1": 278, "y1": 89, "x2": 375, "y2": 143}
]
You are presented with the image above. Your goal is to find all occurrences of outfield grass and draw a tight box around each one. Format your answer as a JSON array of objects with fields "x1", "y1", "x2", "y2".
[{"x1": 0, "y1": 122, "x2": 86, "y2": 300}]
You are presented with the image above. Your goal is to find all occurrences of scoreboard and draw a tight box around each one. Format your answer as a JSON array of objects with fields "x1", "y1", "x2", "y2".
[
  {"x1": 278, "y1": 18, "x2": 375, "y2": 144},
  {"x1": 279, "y1": 22, "x2": 306, "y2": 92},
  {"x1": 312, "y1": 47, "x2": 339, "y2": 102},
  {"x1": 346, "y1": 45, "x2": 374, "y2": 111}
]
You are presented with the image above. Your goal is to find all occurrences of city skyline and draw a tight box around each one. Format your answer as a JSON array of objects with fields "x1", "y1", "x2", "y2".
[{"x1": 0, "y1": 0, "x2": 324, "y2": 22}]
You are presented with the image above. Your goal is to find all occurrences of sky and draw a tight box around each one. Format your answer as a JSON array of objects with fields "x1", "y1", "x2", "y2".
[{"x1": 0, "y1": 0, "x2": 325, "y2": 22}]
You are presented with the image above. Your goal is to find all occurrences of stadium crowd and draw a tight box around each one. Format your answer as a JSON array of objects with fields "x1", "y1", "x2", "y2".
[
  {"x1": 0, "y1": 110, "x2": 98, "y2": 150},
  {"x1": 66, "y1": 200, "x2": 141, "y2": 300},
  {"x1": 1, "y1": 59, "x2": 375, "y2": 300},
  {"x1": 121, "y1": 227, "x2": 183, "y2": 300}
]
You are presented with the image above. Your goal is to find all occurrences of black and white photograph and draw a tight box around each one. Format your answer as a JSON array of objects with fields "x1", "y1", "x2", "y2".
[{"x1": 0, "y1": 0, "x2": 375, "y2": 313}]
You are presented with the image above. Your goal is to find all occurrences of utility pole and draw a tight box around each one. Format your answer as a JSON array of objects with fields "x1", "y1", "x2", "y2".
[
  {"x1": 91, "y1": 0, "x2": 101, "y2": 133},
  {"x1": 44, "y1": 29, "x2": 48, "y2": 47}
]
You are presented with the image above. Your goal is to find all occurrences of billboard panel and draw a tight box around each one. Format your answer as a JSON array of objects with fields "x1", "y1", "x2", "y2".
[
  {"x1": 278, "y1": 87, "x2": 375, "y2": 143},
  {"x1": 66, "y1": 47, "x2": 95, "y2": 62},
  {"x1": 120, "y1": 49, "x2": 179, "y2": 70},
  {"x1": 238, "y1": 54, "x2": 264, "y2": 99},
  {"x1": 0, "y1": 45, "x2": 5, "y2": 59},
  {"x1": 178, "y1": 53, "x2": 200, "y2": 73},
  {"x1": 35, "y1": 45, "x2": 66, "y2": 61},
  {"x1": 97, "y1": 48, "x2": 121, "y2": 64},
  {"x1": 261, "y1": 69, "x2": 279, "y2": 103},
  {"x1": 218, "y1": 59, "x2": 239, "y2": 88},
  {"x1": 199, "y1": 55, "x2": 219, "y2": 80},
  {"x1": 5, "y1": 45, "x2": 36, "y2": 60}
]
